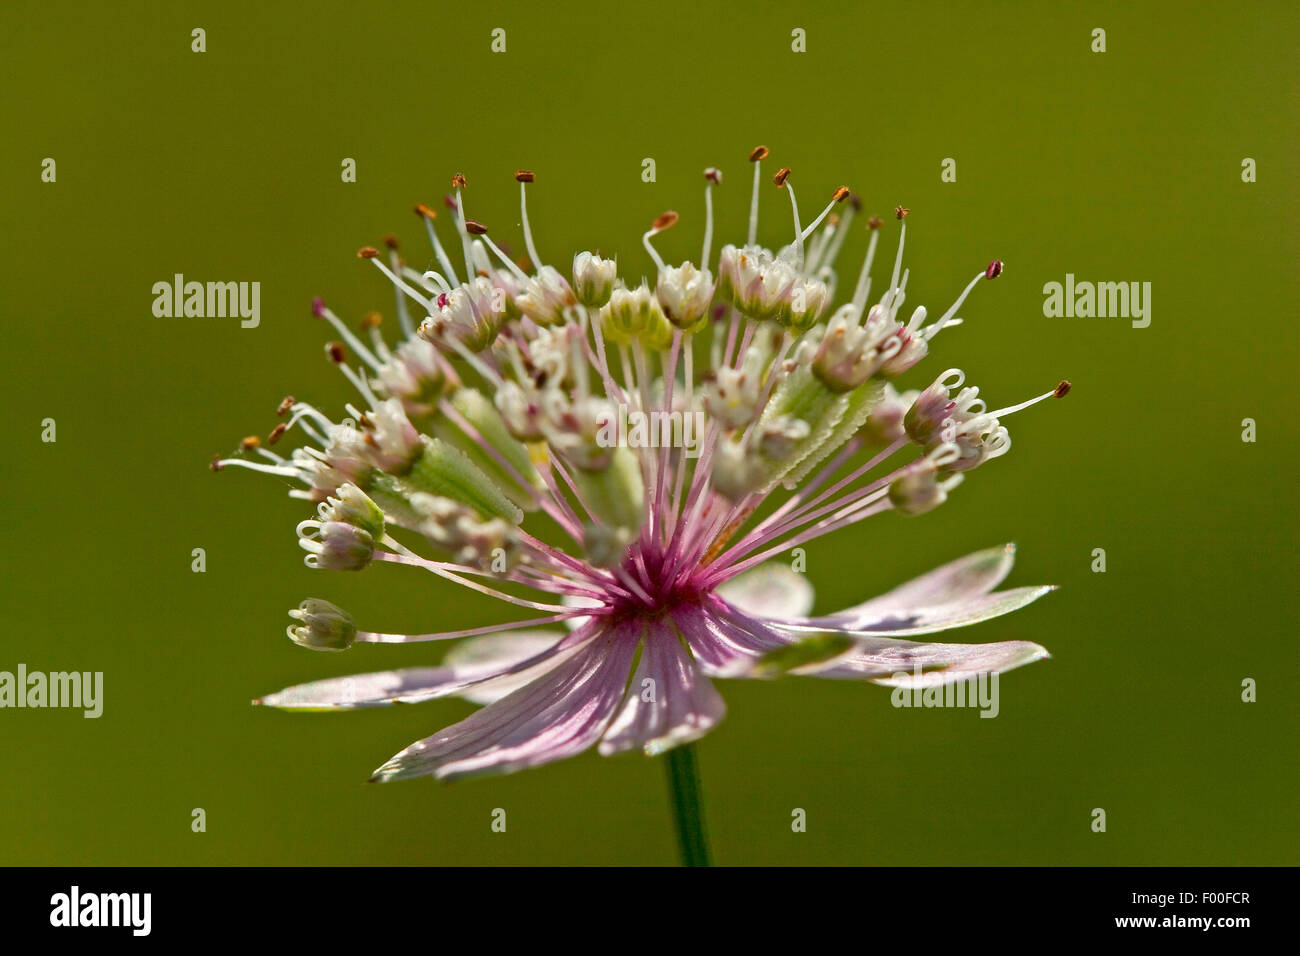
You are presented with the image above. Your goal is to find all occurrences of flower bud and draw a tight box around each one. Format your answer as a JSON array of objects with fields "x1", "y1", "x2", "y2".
[
  {"x1": 411, "y1": 492, "x2": 516, "y2": 568},
  {"x1": 317, "y1": 483, "x2": 386, "y2": 541},
  {"x1": 599, "y1": 283, "x2": 673, "y2": 348},
  {"x1": 903, "y1": 370, "x2": 1010, "y2": 474},
  {"x1": 494, "y1": 380, "x2": 546, "y2": 441},
  {"x1": 860, "y1": 383, "x2": 910, "y2": 447},
  {"x1": 515, "y1": 265, "x2": 577, "y2": 326},
  {"x1": 346, "y1": 399, "x2": 424, "y2": 475},
  {"x1": 701, "y1": 347, "x2": 765, "y2": 429},
  {"x1": 419, "y1": 276, "x2": 506, "y2": 352},
  {"x1": 756, "y1": 415, "x2": 811, "y2": 461},
  {"x1": 371, "y1": 337, "x2": 449, "y2": 416},
  {"x1": 656, "y1": 262, "x2": 714, "y2": 330},
  {"x1": 298, "y1": 519, "x2": 376, "y2": 570},
  {"x1": 888, "y1": 452, "x2": 964, "y2": 515},
  {"x1": 810, "y1": 309, "x2": 874, "y2": 391},
  {"x1": 905, "y1": 370, "x2": 966, "y2": 446},
  {"x1": 716, "y1": 244, "x2": 798, "y2": 321},
  {"x1": 781, "y1": 278, "x2": 830, "y2": 332},
  {"x1": 711, "y1": 437, "x2": 768, "y2": 500},
  {"x1": 572, "y1": 252, "x2": 618, "y2": 308},
  {"x1": 286, "y1": 599, "x2": 356, "y2": 651}
]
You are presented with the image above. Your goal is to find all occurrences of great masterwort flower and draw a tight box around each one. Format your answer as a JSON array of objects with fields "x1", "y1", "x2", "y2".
[{"x1": 215, "y1": 150, "x2": 1067, "y2": 784}]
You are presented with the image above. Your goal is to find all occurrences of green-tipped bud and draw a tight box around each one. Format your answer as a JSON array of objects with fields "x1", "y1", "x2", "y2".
[
  {"x1": 656, "y1": 262, "x2": 714, "y2": 330},
  {"x1": 599, "y1": 283, "x2": 673, "y2": 348},
  {"x1": 317, "y1": 483, "x2": 386, "y2": 540},
  {"x1": 572, "y1": 252, "x2": 618, "y2": 308},
  {"x1": 286, "y1": 598, "x2": 355, "y2": 651},
  {"x1": 778, "y1": 278, "x2": 830, "y2": 333}
]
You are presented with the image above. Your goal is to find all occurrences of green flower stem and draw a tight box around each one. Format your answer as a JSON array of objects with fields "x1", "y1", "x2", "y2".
[{"x1": 665, "y1": 743, "x2": 711, "y2": 867}]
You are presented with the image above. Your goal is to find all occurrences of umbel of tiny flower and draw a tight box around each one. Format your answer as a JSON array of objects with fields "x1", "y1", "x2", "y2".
[{"x1": 215, "y1": 149, "x2": 1069, "y2": 782}]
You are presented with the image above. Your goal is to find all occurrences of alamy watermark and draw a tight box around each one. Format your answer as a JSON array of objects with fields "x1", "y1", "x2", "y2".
[
  {"x1": 152, "y1": 274, "x2": 260, "y2": 328},
  {"x1": 0, "y1": 664, "x2": 102, "y2": 718},
  {"x1": 50, "y1": 886, "x2": 150, "y2": 936},
  {"x1": 595, "y1": 404, "x2": 706, "y2": 458},
  {"x1": 1043, "y1": 274, "x2": 1151, "y2": 328},
  {"x1": 890, "y1": 667, "x2": 1000, "y2": 718}
]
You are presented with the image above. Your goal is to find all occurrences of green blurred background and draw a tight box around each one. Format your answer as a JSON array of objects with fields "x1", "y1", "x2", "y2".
[{"x1": 1, "y1": 0, "x2": 1296, "y2": 865}]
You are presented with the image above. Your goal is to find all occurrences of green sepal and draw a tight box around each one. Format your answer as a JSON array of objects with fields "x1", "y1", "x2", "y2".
[
  {"x1": 782, "y1": 377, "x2": 885, "y2": 487},
  {"x1": 570, "y1": 446, "x2": 644, "y2": 531},
  {"x1": 759, "y1": 364, "x2": 849, "y2": 486},
  {"x1": 436, "y1": 388, "x2": 543, "y2": 511},
  {"x1": 403, "y1": 436, "x2": 524, "y2": 524},
  {"x1": 752, "y1": 632, "x2": 855, "y2": 678},
  {"x1": 361, "y1": 472, "x2": 424, "y2": 531}
]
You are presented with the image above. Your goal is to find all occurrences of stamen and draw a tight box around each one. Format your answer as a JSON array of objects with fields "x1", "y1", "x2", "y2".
[
  {"x1": 415, "y1": 202, "x2": 460, "y2": 287},
  {"x1": 338, "y1": 363, "x2": 380, "y2": 408},
  {"x1": 359, "y1": 248, "x2": 434, "y2": 312},
  {"x1": 773, "y1": 170, "x2": 803, "y2": 266},
  {"x1": 937, "y1": 368, "x2": 966, "y2": 390},
  {"x1": 702, "y1": 167, "x2": 721, "y2": 268},
  {"x1": 927, "y1": 442, "x2": 961, "y2": 469},
  {"x1": 287, "y1": 402, "x2": 336, "y2": 435},
  {"x1": 515, "y1": 170, "x2": 544, "y2": 270},
  {"x1": 451, "y1": 175, "x2": 475, "y2": 281},
  {"x1": 747, "y1": 145, "x2": 768, "y2": 245},
  {"x1": 405, "y1": 267, "x2": 451, "y2": 294},
  {"x1": 849, "y1": 218, "x2": 882, "y2": 316},
  {"x1": 642, "y1": 211, "x2": 677, "y2": 273},
  {"x1": 314, "y1": 303, "x2": 382, "y2": 371},
  {"x1": 471, "y1": 221, "x2": 532, "y2": 283},
  {"x1": 359, "y1": 311, "x2": 390, "y2": 361},
  {"x1": 988, "y1": 381, "x2": 1071, "y2": 418},
  {"x1": 212, "y1": 457, "x2": 303, "y2": 478},
  {"x1": 819, "y1": 192, "x2": 859, "y2": 272},
  {"x1": 883, "y1": 212, "x2": 907, "y2": 314},
  {"x1": 926, "y1": 262, "x2": 998, "y2": 339},
  {"x1": 798, "y1": 185, "x2": 850, "y2": 243}
]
